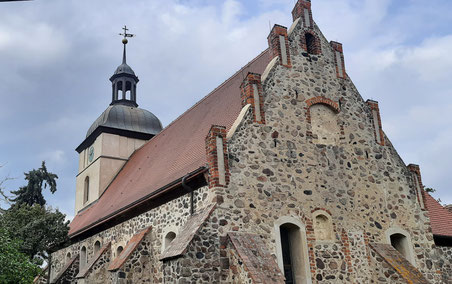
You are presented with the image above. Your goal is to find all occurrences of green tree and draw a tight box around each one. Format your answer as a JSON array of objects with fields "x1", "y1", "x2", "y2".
[
  {"x1": 0, "y1": 229, "x2": 40, "y2": 284},
  {"x1": 11, "y1": 161, "x2": 57, "y2": 207},
  {"x1": 0, "y1": 204, "x2": 69, "y2": 264},
  {"x1": 425, "y1": 187, "x2": 436, "y2": 193}
]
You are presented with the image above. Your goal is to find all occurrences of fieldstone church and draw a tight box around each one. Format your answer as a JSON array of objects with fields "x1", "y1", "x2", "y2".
[{"x1": 40, "y1": 1, "x2": 452, "y2": 283}]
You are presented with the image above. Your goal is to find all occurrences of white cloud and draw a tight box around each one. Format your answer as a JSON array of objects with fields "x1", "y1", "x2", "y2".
[{"x1": 39, "y1": 150, "x2": 67, "y2": 166}]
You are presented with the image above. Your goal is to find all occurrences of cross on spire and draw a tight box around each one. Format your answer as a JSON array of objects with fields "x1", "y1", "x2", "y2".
[
  {"x1": 118, "y1": 25, "x2": 135, "y2": 64},
  {"x1": 119, "y1": 25, "x2": 135, "y2": 40}
]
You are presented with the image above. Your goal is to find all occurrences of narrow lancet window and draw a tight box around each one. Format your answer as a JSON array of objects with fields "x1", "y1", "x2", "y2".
[{"x1": 83, "y1": 176, "x2": 90, "y2": 204}]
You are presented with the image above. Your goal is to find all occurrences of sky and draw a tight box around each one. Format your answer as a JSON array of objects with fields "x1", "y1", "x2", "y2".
[{"x1": 0, "y1": 0, "x2": 451, "y2": 221}]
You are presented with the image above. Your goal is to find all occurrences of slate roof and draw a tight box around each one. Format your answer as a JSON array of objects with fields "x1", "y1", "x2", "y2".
[
  {"x1": 424, "y1": 192, "x2": 452, "y2": 237},
  {"x1": 69, "y1": 49, "x2": 271, "y2": 237},
  {"x1": 86, "y1": 104, "x2": 162, "y2": 138}
]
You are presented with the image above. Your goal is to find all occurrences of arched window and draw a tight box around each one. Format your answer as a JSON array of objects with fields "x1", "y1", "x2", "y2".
[
  {"x1": 116, "y1": 246, "x2": 124, "y2": 258},
  {"x1": 94, "y1": 241, "x2": 101, "y2": 254},
  {"x1": 80, "y1": 246, "x2": 87, "y2": 268},
  {"x1": 274, "y1": 217, "x2": 312, "y2": 284},
  {"x1": 302, "y1": 32, "x2": 321, "y2": 55},
  {"x1": 313, "y1": 211, "x2": 334, "y2": 241},
  {"x1": 116, "y1": 81, "x2": 123, "y2": 99},
  {"x1": 310, "y1": 104, "x2": 340, "y2": 145},
  {"x1": 386, "y1": 228, "x2": 416, "y2": 265},
  {"x1": 125, "y1": 81, "x2": 132, "y2": 100},
  {"x1": 83, "y1": 176, "x2": 90, "y2": 204},
  {"x1": 391, "y1": 234, "x2": 410, "y2": 258},
  {"x1": 66, "y1": 252, "x2": 72, "y2": 262},
  {"x1": 164, "y1": 232, "x2": 176, "y2": 249}
]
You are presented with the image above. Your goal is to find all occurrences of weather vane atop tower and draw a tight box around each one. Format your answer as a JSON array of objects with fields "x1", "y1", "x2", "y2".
[{"x1": 119, "y1": 25, "x2": 135, "y2": 45}]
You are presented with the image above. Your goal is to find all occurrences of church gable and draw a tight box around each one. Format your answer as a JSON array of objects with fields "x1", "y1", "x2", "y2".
[{"x1": 48, "y1": 1, "x2": 452, "y2": 283}]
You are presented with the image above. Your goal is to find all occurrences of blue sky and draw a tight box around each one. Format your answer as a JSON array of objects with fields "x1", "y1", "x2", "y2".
[{"x1": 1, "y1": 0, "x2": 451, "y2": 220}]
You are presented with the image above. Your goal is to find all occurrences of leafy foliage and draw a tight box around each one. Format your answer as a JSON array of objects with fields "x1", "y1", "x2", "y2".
[
  {"x1": 0, "y1": 204, "x2": 69, "y2": 263},
  {"x1": 11, "y1": 161, "x2": 58, "y2": 207},
  {"x1": 0, "y1": 229, "x2": 40, "y2": 284},
  {"x1": 425, "y1": 187, "x2": 436, "y2": 193}
]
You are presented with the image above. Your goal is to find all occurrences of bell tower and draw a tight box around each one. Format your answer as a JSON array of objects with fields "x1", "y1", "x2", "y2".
[
  {"x1": 110, "y1": 26, "x2": 139, "y2": 107},
  {"x1": 74, "y1": 27, "x2": 162, "y2": 213}
]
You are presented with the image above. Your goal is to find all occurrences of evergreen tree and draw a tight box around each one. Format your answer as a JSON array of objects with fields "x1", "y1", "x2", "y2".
[{"x1": 11, "y1": 161, "x2": 57, "y2": 207}]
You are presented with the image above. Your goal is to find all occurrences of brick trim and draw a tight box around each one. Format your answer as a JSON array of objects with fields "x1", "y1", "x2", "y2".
[
  {"x1": 311, "y1": 208, "x2": 339, "y2": 242},
  {"x1": 305, "y1": 97, "x2": 343, "y2": 139},
  {"x1": 340, "y1": 229, "x2": 354, "y2": 274},
  {"x1": 267, "y1": 24, "x2": 292, "y2": 68},
  {"x1": 240, "y1": 72, "x2": 266, "y2": 124},
  {"x1": 363, "y1": 232, "x2": 373, "y2": 267},
  {"x1": 330, "y1": 41, "x2": 346, "y2": 78},
  {"x1": 408, "y1": 164, "x2": 426, "y2": 210},
  {"x1": 292, "y1": 0, "x2": 313, "y2": 27},
  {"x1": 205, "y1": 125, "x2": 230, "y2": 188},
  {"x1": 301, "y1": 30, "x2": 322, "y2": 55},
  {"x1": 366, "y1": 100, "x2": 385, "y2": 146},
  {"x1": 306, "y1": 96, "x2": 340, "y2": 112}
]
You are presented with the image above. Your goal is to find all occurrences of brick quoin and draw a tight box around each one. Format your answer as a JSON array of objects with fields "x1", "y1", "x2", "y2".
[
  {"x1": 292, "y1": 0, "x2": 313, "y2": 27},
  {"x1": 240, "y1": 72, "x2": 266, "y2": 124},
  {"x1": 366, "y1": 100, "x2": 385, "y2": 146},
  {"x1": 408, "y1": 164, "x2": 426, "y2": 208},
  {"x1": 267, "y1": 24, "x2": 292, "y2": 68},
  {"x1": 205, "y1": 125, "x2": 230, "y2": 188},
  {"x1": 340, "y1": 229, "x2": 354, "y2": 274},
  {"x1": 330, "y1": 41, "x2": 346, "y2": 78}
]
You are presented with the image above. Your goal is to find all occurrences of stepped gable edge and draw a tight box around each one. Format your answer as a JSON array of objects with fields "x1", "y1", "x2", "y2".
[{"x1": 69, "y1": 49, "x2": 271, "y2": 237}]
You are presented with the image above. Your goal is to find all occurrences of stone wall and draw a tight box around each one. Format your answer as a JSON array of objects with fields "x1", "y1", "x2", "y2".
[
  {"x1": 83, "y1": 246, "x2": 111, "y2": 284},
  {"x1": 434, "y1": 246, "x2": 452, "y2": 283},
  {"x1": 51, "y1": 185, "x2": 210, "y2": 282},
  {"x1": 113, "y1": 233, "x2": 155, "y2": 283},
  {"x1": 162, "y1": 209, "x2": 221, "y2": 283},
  {"x1": 215, "y1": 16, "x2": 442, "y2": 283}
]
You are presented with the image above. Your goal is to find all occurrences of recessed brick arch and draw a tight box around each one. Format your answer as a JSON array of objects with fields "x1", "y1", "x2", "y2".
[
  {"x1": 305, "y1": 97, "x2": 344, "y2": 142},
  {"x1": 305, "y1": 96, "x2": 340, "y2": 113},
  {"x1": 301, "y1": 30, "x2": 322, "y2": 55}
]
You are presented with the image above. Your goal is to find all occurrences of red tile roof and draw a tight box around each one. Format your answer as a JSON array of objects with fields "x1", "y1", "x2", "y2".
[
  {"x1": 424, "y1": 191, "x2": 452, "y2": 237},
  {"x1": 69, "y1": 49, "x2": 271, "y2": 237}
]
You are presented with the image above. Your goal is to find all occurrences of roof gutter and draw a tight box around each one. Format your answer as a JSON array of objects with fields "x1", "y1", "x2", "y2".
[{"x1": 69, "y1": 166, "x2": 207, "y2": 238}]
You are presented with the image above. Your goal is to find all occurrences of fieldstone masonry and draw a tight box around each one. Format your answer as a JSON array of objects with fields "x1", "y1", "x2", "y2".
[{"x1": 46, "y1": 0, "x2": 452, "y2": 283}]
